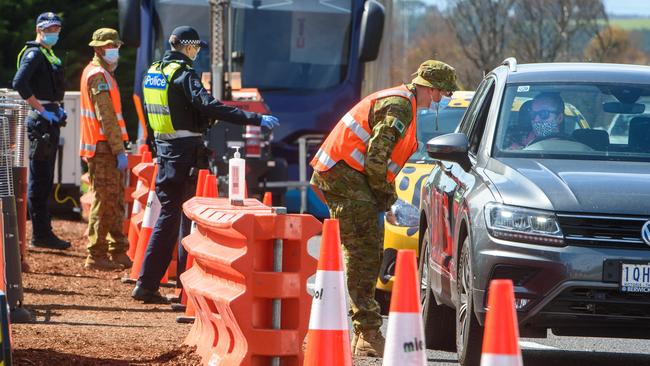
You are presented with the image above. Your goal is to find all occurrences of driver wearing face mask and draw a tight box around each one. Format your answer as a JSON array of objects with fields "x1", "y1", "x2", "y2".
[
  {"x1": 510, "y1": 92, "x2": 565, "y2": 149},
  {"x1": 79, "y1": 28, "x2": 131, "y2": 270}
]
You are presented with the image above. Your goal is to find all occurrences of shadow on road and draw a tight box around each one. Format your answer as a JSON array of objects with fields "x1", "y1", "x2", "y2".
[{"x1": 523, "y1": 349, "x2": 650, "y2": 366}]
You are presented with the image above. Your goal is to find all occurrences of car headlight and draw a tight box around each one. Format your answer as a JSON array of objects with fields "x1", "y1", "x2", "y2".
[
  {"x1": 484, "y1": 203, "x2": 564, "y2": 246},
  {"x1": 390, "y1": 198, "x2": 419, "y2": 227}
]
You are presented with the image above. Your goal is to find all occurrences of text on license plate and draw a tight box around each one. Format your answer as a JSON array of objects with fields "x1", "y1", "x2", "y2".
[{"x1": 621, "y1": 263, "x2": 650, "y2": 293}]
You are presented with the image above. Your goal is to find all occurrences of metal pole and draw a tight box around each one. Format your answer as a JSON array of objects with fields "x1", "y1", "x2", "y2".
[
  {"x1": 271, "y1": 206, "x2": 286, "y2": 366},
  {"x1": 298, "y1": 137, "x2": 307, "y2": 214}
]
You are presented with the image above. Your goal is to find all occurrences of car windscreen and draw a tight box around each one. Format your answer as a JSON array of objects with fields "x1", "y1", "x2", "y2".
[
  {"x1": 411, "y1": 107, "x2": 468, "y2": 161},
  {"x1": 493, "y1": 83, "x2": 650, "y2": 162},
  {"x1": 231, "y1": 0, "x2": 352, "y2": 91}
]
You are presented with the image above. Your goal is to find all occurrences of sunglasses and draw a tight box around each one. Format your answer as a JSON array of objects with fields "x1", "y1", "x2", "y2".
[{"x1": 531, "y1": 109, "x2": 559, "y2": 119}]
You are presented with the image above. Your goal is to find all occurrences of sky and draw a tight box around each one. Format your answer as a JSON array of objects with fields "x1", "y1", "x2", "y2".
[{"x1": 419, "y1": 0, "x2": 650, "y2": 16}]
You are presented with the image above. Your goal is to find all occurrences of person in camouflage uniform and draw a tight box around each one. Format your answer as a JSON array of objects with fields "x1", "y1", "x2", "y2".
[
  {"x1": 311, "y1": 60, "x2": 458, "y2": 357},
  {"x1": 81, "y1": 28, "x2": 132, "y2": 271}
]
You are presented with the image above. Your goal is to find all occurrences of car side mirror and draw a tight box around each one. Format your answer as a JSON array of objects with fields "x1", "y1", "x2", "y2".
[{"x1": 426, "y1": 133, "x2": 472, "y2": 171}]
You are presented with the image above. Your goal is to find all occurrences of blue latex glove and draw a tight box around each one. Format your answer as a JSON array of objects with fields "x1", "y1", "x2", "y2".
[
  {"x1": 56, "y1": 107, "x2": 67, "y2": 121},
  {"x1": 116, "y1": 153, "x2": 128, "y2": 171},
  {"x1": 261, "y1": 115, "x2": 280, "y2": 129},
  {"x1": 39, "y1": 110, "x2": 60, "y2": 124}
]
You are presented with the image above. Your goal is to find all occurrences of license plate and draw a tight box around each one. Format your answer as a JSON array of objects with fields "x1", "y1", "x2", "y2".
[{"x1": 620, "y1": 263, "x2": 650, "y2": 293}]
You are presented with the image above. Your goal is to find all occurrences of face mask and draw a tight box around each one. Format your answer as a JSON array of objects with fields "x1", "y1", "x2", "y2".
[
  {"x1": 531, "y1": 119, "x2": 560, "y2": 137},
  {"x1": 189, "y1": 48, "x2": 199, "y2": 61},
  {"x1": 42, "y1": 32, "x2": 59, "y2": 46},
  {"x1": 438, "y1": 96, "x2": 451, "y2": 110},
  {"x1": 102, "y1": 48, "x2": 119, "y2": 64},
  {"x1": 430, "y1": 95, "x2": 452, "y2": 112}
]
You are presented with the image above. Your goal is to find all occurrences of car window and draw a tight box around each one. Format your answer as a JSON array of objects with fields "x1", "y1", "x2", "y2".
[
  {"x1": 459, "y1": 79, "x2": 492, "y2": 136},
  {"x1": 493, "y1": 82, "x2": 650, "y2": 161},
  {"x1": 468, "y1": 80, "x2": 495, "y2": 155}
]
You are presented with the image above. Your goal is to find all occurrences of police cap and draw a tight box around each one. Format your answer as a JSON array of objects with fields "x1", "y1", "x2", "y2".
[
  {"x1": 170, "y1": 26, "x2": 208, "y2": 48},
  {"x1": 36, "y1": 12, "x2": 62, "y2": 29}
]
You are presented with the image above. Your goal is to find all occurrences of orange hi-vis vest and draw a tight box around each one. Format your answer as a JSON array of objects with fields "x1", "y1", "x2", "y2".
[
  {"x1": 79, "y1": 62, "x2": 128, "y2": 157},
  {"x1": 311, "y1": 85, "x2": 418, "y2": 182}
]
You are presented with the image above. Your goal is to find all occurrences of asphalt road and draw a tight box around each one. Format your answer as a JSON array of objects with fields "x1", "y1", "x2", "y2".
[
  {"x1": 376, "y1": 320, "x2": 650, "y2": 366},
  {"x1": 307, "y1": 235, "x2": 650, "y2": 366}
]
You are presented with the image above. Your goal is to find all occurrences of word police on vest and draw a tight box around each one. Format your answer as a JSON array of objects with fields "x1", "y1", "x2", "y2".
[{"x1": 144, "y1": 73, "x2": 167, "y2": 89}]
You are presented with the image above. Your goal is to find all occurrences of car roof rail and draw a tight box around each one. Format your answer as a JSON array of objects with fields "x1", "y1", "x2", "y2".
[{"x1": 502, "y1": 57, "x2": 517, "y2": 72}]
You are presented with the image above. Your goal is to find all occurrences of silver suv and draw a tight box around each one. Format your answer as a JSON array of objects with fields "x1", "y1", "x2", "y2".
[{"x1": 419, "y1": 58, "x2": 650, "y2": 366}]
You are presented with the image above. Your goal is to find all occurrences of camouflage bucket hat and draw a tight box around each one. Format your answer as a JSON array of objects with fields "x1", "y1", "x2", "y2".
[
  {"x1": 88, "y1": 28, "x2": 123, "y2": 47},
  {"x1": 411, "y1": 60, "x2": 458, "y2": 92}
]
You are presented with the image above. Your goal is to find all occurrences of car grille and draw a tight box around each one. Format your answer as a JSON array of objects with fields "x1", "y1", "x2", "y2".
[
  {"x1": 557, "y1": 213, "x2": 650, "y2": 249},
  {"x1": 540, "y1": 287, "x2": 650, "y2": 319}
]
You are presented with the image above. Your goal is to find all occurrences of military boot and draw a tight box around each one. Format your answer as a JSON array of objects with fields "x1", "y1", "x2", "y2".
[
  {"x1": 84, "y1": 255, "x2": 122, "y2": 271},
  {"x1": 110, "y1": 252, "x2": 133, "y2": 269},
  {"x1": 351, "y1": 332, "x2": 359, "y2": 352},
  {"x1": 354, "y1": 329, "x2": 385, "y2": 357}
]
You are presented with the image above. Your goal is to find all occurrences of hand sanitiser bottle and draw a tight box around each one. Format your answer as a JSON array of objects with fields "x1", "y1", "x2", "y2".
[{"x1": 229, "y1": 146, "x2": 245, "y2": 205}]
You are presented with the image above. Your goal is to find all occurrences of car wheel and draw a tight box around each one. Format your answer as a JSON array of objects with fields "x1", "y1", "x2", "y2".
[
  {"x1": 456, "y1": 237, "x2": 483, "y2": 366},
  {"x1": 418, "y1": 227, "x2": 456, "y2": 351}
]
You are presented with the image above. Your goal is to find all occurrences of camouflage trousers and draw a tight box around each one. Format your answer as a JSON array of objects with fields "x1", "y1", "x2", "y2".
[
  {"x1": 86, "y1": 148, "x2": 128, "y2": 257},
  {"x1": 323, "y1": 191, "x2": 383, "y2": 332}
]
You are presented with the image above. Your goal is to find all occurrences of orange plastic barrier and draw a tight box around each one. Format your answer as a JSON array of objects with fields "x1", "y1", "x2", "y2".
[
  {"x1": 126, "y1": 153, "x2": 155, "y2": 260},
  {"x1": 181, "y1": 197, "x2": 320, "y2": 365}
]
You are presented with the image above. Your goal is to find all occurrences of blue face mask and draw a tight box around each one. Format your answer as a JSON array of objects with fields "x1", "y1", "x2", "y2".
[
  {"x1": 430, "y1": 95, "x2": 452, "y2": 112},
  {"x1": 103, "y1": 48, "x2": 120, "y2": 64},
  {"x1": 42, "y1": 32, "x2": 59, "y2": 46}
]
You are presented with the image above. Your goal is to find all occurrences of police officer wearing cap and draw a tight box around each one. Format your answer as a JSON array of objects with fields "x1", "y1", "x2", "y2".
[
  {"x1": 12, "y1": 12, "x2": 70, "y2": 250},
  {"x1": 309, "y1": 59, "x2": 457, "y2": 356},
  {"x1": 132, "y1": 26, "x2": 280, "y2": 303}
]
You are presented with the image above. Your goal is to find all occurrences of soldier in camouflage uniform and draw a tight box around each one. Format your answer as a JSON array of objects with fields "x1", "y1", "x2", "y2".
[
  {"x1": 80, "y1": 29, "x2": 132, "y2": 270},
  {"x1": 311, "y1": 60, "x2": 458, "y2": 357}
]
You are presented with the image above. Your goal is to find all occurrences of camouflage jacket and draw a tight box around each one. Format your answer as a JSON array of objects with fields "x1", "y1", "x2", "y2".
[
  {"x1": 311, "y1": 83, "x2": 416, "y2": 211},
  {"x1": 87, "y1": 55, "x2": 124, "y2": 156}
]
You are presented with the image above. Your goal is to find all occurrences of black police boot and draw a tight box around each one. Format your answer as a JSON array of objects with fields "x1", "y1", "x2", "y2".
[
  {"x1": 30, "y1": 234, "x2": 71, "y2": 250},
  {"x1": 131, "y1": 286, "x2": 169, "y2": 304}
]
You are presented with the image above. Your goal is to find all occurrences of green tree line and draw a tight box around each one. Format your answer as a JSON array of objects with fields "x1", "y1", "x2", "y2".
[{"x1": 0, "y1": 0, "x2": 138, "y2": 139}]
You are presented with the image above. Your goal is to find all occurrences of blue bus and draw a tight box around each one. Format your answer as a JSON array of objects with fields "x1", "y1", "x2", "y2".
[{"x1": 118, "y1": 0, "x2": 385, "y2": 216}]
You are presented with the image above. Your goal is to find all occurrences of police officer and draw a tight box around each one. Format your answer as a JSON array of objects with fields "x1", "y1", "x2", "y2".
[
  {"x1": 131, "y1": 26, "x2": 279, "y2": 303},
  {"x1": 80, "y1": 28, "x2": 132, "y2": 270},
  {"x1": 12, "y1": 12, "x2": 70, "y2": 250},
  {"x1": 310, "y1": 60, "x2": 458, "y2": 357}
]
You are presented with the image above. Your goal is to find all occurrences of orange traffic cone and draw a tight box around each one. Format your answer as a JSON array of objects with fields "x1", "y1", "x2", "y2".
[
  {"x1": 128, "y1": 164, "x2": 160, "y2": 282},
  {"x1": 203, "y1": 174, "x2": 216, "y2": 197},
  {"x1": 263, "y1": 191, "x2": 273, "y2": 206},
  {"x1": 383, "y1": 249, "x2": 426, "y2": 365},
  {"x1": 127, "y1": 151, "x2": 153, "y2": 259},
  {"x1": 480, "y1": 279, "x2": 523, "y2": 366},
  {"x1": 304, "y1": 219, "x2": 352, "y2": 366}
]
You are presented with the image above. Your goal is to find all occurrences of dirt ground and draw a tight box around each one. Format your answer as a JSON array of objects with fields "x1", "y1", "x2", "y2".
[
  {"x1": 12, "y1": 218, "x2": 379, "y2": 366},
  {"x1": 13, "y1": 219, "x2": 202, "y2": 365}
]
